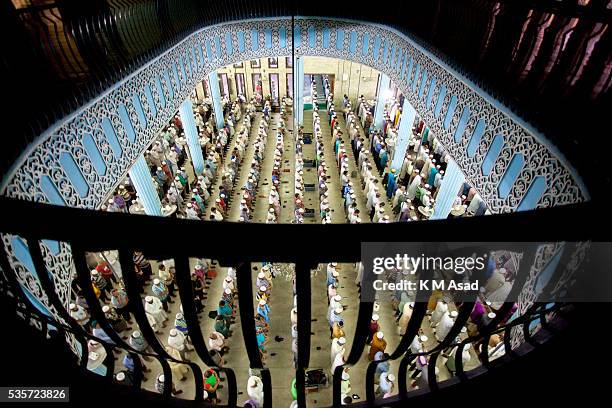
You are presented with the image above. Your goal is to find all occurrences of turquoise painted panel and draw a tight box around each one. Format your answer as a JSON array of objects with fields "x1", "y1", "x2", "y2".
[
  {"x1": 535, "y1": 248, "x2": 563, "y2": 295},
  {"x1": 145, "y1": 84, "x2": 158, "y2": 117},
  {"x1": 498, "y1": 154, "x2": 525, "y2": 199},
  {"x1": 252, "y1": 29, "x2": 260, "y2": 51},
  {"x1": 412, "y1": 64, "x2": 422, "y2": 92},
  {"x1": 308, "y1": 26, "x2": 315, "y2": 48},
  {"x1": 482, "y1": 134, "x2": 504, "y2": 176},
  {"x1": 132, "y1": 94, "x2": 147, "y2": 130},
  {"x1": 443, "y1": 95, "x2": 459, "y2": 129},
  {"x1": 382, "y1": 39, "x2": 389, "y2": 63},
  {"x1": 336, "y1": 29, "x2": 344, "y2": 50},
  {"x1": 59, "y1": 152, "x2": 88, "y2": 198},
  {"x1": 265, "y1": 29, "x2": 272, "y2": 49},
  {"x1": 180, "y1": 55, "x2": 189, "y2": 80},
  {"x1": 101, "y1": 118, "x2": 122, "y2": 158},
  {"x1": 418, "y1": 70, "x2": 428, "y2": 99},
  {"x1": 434, "y1": 85, "x2": 447, "y2": 118},
  {"x1": 322, "y1": 27, "x2": 330, "y2": 48},
  {"x1": 517, "y1": 176, "x2": 547, "y2": 211},
  {"x1": 163, "y1": 70, "x2": 174, "y2": 100},
  {"x1": 362, "y1": 32, "x2": 369, "y2": 56},
  {"x1": 82, "y1": 133, "x2": 106, "y2": 175},
  {"x1": 214, "y1": 35, "x2": 222, "y2": 58},
  {"x1": 406, "y1": 57, "x2": 414, "y2": 84},
  {"x1": 44, "y1": 239, "x2": 60, "y2": 256},
  {"x1": 425, "y1": 77, "x2": 437, "y2": 108},
  {"x1": 171, "y1": 63, "x2": 181, "y2": 90},
  {"x1": 118, "y1": 104, "x2": 136, "y2": 143},
  {"x1": 400, "y1": 54, "x2": 407, "y2": 80},
  {"x1": 293, "y1": 26, "x2": 301, "y2": 48},
  {"x1": 12, "y1": 236, "x2": 36, "y2": 273},
  {"x1": 40, "y1": 175, "x2": 66, "y2": 206},
  {"x1": 225, "y1": 32, "x2": 233, "y2": 54},
  {"x1": 467, "y1": 119, "x2": 487, "y2": 157},
  {"x1": 279, "y1": 28, "x2": 287, "y2": 48},
  {"x1": 373, "y1": 35, "x2": 381, "y2": 60},
  {"x1": 205, "y1": 39, "x2": 213, "y2": 60},
  {"x1": 198, "y1": 44, "x2": 205, "y2": 66},
  {"x1": 453, "y1": 105, "x2": 471, "y2": 143},
  {"x1": 390, "y1": 45, "x2": 395, "y2": 66},
  {"x1": 349, "y1": 31, "x2": 357, "y2": 53},
  {"x1": 237, "y1": 31, "x2": 246, "y2": 52}
]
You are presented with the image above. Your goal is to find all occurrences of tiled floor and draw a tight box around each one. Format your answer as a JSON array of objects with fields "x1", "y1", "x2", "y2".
[{"x1": 98, "y1": 102, "x2": 482, "y2": 407}]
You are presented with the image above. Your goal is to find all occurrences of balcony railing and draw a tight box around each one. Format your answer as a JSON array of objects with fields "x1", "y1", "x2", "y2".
[{"x1": 0, "y1": 196, "x2": 602, "y2": 406}]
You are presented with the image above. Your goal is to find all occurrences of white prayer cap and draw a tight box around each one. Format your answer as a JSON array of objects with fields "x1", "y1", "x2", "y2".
[
  {"x1": 69, "y1": 303, "x2": 76, "y2": 310},
  {"x1": 153, "y1": 278, "x2": 160, "y2": 285},
  {"x1": 387, "y1": 374, "x2": 396, "y2": 382},
  {"x1": 116, "y1": 372, "x2": 125, "y2": 381},
  {"x1": 91, "y1": 270, "x2": 99, "y2": 276},
  {"x1": 488, "y1": 312, "x2": 497, "y2": 319},
  {"x1": 376, "y1": 332, "x2": 384, "y2": 339},
  {"x1": 247, "y1": 376, "x2": 260, "y2": 388},
  {"x1": 108, "y1": 199, "x2": 114, "y2": 204},
  {"x1": 372, "y1": 314, "x2": 379, "y2": 321},
  {"x1": 158, "y1": 374, "x2": 165, "y2": 382},
  {"x1": 450, "y1": 311, "x2": 458, "y2": 318},
  {"x1": 383, "y1": 215, "x2": 390, "y2": 220},
  {"x1": 102, "y1": 305, "x2": 110, "y2": 313},
  {"x1": 420, "y1": 335, "x2": 428, "y2": 343},
  {"x1": 409, "y1": 302, "x2": 415, "y2": 308},
  {"x1": 269, "y1": 208, "x2": 274, "y2": 213},
  {"x1": 335, "y1": 307, "x2": 343, "y2": 314},
  {"x1": 176, "y1": 312, "x2": 183, "y2": 319},
  {"x1": 425, "y1": 184, "x2": 430, "y2": 189},
  {"x1": 157, "y1": 166, "x2": 162, "y2": 171},
  {"x1": 259, "y1": 286, "x2": 266, "y2": 292},
  {"x1": 225, "y1": 288, "x2": 232, "y2": 295},
  {"x1": 334, "y1": 295, "x2": 342, "y2": 302},
  {"x1": 331, "y1": 262, "x2": 337, "y2": 267},
  {"x1": 342, "y1": 371, "x2": 350, "y2": 381},
  {"x1": 298, "y1": 208, "x2": 304, "y2": 213},
  {"x1": 259, "y1": 299, "x2": 266, "y2": 306},
  {"x1": 187, "y1": 203, "x2": 193, "y2": 208},
  {"x1": 195, "y1": 264, "x2": 203, "y2": 269},
  {"x1": 145, "y1": 296, "x2": 153, "y2": 303},
  {"x1": 338, "y1": 337, "x2": 346, "y2": 345},
  {"x1": 241, "y1": 199, "x2": 246, "y2": 204},
  {"x1": 132, "y1": 331, "x2": 141, "y2": 338}
]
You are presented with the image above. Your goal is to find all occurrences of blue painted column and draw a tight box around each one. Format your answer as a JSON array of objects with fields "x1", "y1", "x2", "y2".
[
  {"x1": 293, "y1": 56, "x2": 305, "y2": 126},
  {"x1": 208, "y1": 71, "x2": 225, "y2": 131},
  {"x1": 431, "y1": 159, "x2": 466, "y2": 220},
  {"x1": 390, "y1": 101, "x2": 417, "y2": 171},
  {"x1": 374, "y1": 73, "x2": 391, "y2": 130},
  {"x1": 128, "y1": 155, "x2": 163, "y2": 216},
  {"x1": 179, "y1": 99, "x2": 205, "y2": 175}
]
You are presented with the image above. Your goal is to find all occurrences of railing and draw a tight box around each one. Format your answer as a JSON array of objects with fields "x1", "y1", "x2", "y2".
[
  {"x1": 0, "y1": 196, "x2": 601, "y2": 406},
  {"x1": 2, "y1": 0, "x2": 610, "y2": 187}
]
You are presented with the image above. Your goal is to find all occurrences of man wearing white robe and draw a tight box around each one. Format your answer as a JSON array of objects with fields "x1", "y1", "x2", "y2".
[
  {"x1": 145, "y1": 295, "x2": 167, "y2": 328},
  {"x1": 330, "y1": 337, "x2": 346, "y2": 365}
]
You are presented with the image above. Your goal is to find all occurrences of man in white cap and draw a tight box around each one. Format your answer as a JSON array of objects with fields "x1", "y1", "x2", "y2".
[
  {"x1": 330, "y1": 336, "x2": 346, "y2": 365},
  {"x1": 247, "y1": 375, "x2": 264, "y2": 407},
  {"x1": 340, "y1": 371, "x2": 351, "y2": 395},
  {"x1": 369, "y1": 331, "x2": 387, "y2": 360},
  {"x1": 168, "y1": 328, "x2": 190, "y2": 359},
  {"x1": 144, "y1": 295, "x2": 167, "y2": 330},
  {"x1": 151, "y1": 278, "x2": 170, "y2": 311},
  {"x1": 430, "y1": 299, "x2": 448, "y2": 328},
  {"x1": 185, "y1": 203, "x2": 199, "y2": 220},
  {"x1": 376, "y1": 372, "x2": 395, "y2": 398},
  {"x1": 367, "y1": 314, "x2": 380, "y2": 343}
]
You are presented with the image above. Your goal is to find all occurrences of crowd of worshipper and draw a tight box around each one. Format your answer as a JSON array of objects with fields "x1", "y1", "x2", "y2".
[
  {"x1": 360, "y1": 254, "x2": 515, "y2": 391},
  {"x1": 236, "y1": 101, "x2": 271, "y2": 223},
  {"x1": 326, "y1": 263, "x2": 353, "y2": 402},
  {"x1": 243, "y1": 264, "x2": 275, "y2": 408},
  {"x1": 265, "y1": 105, "x2": 287, "y2": 224}
]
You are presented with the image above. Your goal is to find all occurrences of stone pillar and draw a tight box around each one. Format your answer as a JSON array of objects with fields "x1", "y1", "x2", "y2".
[
  {"x1": 208, "y1": 70, "x2": 225, "y2": 131},
  {"x1": 179, "y1": 99, "x2": 205, "y2": 175},
  {"x1": 390, "y1": 100, "x2": 417, "y2": 171},
  {"x1": 431, "y1": 159, "x2": 465, "y2": 220},
  {"x1": 128, "y1": 155, "x2": 163, "y2": 216},
  {"x1": 293, "y1": 56, "x2": 305, "y2": 126},
  {"x1": 374, "y1": 73, "x2": 391, "y2": 130}
]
